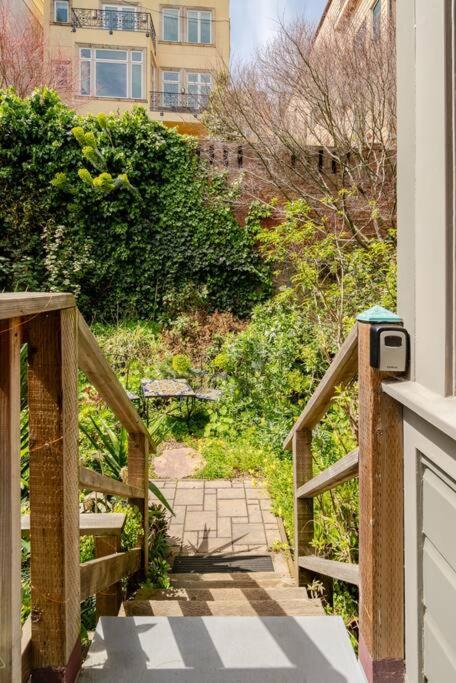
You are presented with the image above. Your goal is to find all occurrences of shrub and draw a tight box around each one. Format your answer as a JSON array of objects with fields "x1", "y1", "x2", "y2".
[{"x1": 0, "y1": 89, "x2": 271, "y2": 320}]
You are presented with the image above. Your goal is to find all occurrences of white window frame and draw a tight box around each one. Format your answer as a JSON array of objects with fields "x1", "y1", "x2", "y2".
[
  {"x1": 54, "y1": 0, "x2": 69, "y2": 23},
  {"x1": 161, "y1": 70, "x2": 180, "y2": 107},
  {"x1": 102, "y1": 4, "x2": 138, "y2": 31},
  {"x1": 187, "y1": 71, "x2": 212, "y2": 95},
  {"x1": 162, "y1": 7, "x2": 180, "y2": 42},
  {"x1": 187, "y1": 9, "x2": 212, "y2": 44},
  {"x1": 79, "y1": 48, "x2": 144, "y2": 100}
]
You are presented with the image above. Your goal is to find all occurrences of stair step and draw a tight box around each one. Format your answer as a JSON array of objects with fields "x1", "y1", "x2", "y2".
[
  {"x1": 135, "y1": 586, "x2": 309, "y2": 602},
  {"x1": 169, "y1": 573, "x2": 294, "y2": 589},
  {"x1": 170, "y1": 571, "x2": 290, "y2": 583},
  {"x1": 81, "y1": 616, "x2": 366, "y2": 682},
  {"x1": 123, "y1": 598, "x2": 324, "y2": 617}
]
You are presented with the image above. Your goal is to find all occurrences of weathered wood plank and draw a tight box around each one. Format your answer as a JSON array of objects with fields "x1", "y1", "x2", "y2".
[
  {"x1": 95, "y1": 536, "x2": 123, "y2": 620},
  {"x1": 79, "y1": 466, "x2": 145, "y2": 499},
  {"x1": 297, "y1": 449, "x2": 359, "y2": 499},
  {"x1": 293, "y1": 430, "x2": 313, "y2": 586},
  {"x1": 0, "y1": 318, "x2": 22, "y2": 683},
  {"x1": 128, "y1": 434, "x2": 150, "y2": 575},
  {"x1": 298, "y1": 556, "x2": 360, "y2": 586},
  {"x1": 80, "y1": 549, "x2": 141, "y2": 601},
  {"x1": 28, "y1": 308, "x2": 81, "y2": 678},
  {"x1": 0, "y1": 293, "x2": 74, "y2": 320},
  {"x1": 284, "y1": 325, "x2": 358, "y2": 450},
  {"x1": 358, "y1": 321, "x2": 404, "y2": 670},
  {"x1": 78, "y1": 312, "x2": 151, "y2": 443},
  {"x1": 21, "y1": 618, "x2": 32, "y2": 683},
  {"x1": 21, "y1": 513, "x2": 126, "y2": 538}
]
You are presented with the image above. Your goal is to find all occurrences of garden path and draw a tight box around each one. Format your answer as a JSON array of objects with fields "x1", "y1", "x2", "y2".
[{"x1": 151, "y1": 477, "x2": 290, "y2": 572}]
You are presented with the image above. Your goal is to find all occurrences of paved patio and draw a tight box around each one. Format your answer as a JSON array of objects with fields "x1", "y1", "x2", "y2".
[{"x1": 151, "y1": 479, "x2": 285, "y2": 557}]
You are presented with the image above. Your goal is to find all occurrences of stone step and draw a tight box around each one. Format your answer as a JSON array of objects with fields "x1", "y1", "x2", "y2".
[
  {"x1": 122, "y1": 598, "x2": 324, "y2": 617},
  {"x1": 134, "y1": 586, "x2": 310, "y2": 602},
  {"x1": 169, "y1": 572, "x2": 295, "y2": 589},
  {"x1": 81, "y1": 616, "x2": 366, "y2": 682}
]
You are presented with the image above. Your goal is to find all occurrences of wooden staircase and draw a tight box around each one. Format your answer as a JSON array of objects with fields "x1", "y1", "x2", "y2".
[{"x1": 121, "y1": 571, "x2": 325, "y2": 617}]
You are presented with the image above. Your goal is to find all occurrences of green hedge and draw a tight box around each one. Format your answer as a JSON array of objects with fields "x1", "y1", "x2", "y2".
[{"x1": 0, "y1": 89, "x2": 271, "y2": 320}]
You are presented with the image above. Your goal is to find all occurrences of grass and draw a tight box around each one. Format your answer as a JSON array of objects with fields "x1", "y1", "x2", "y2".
[{"x1": 194, "y1": 436, "x2": 294, "y2": 542}]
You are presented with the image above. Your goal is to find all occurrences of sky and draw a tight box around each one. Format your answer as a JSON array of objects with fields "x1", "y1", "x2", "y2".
[{"x1": 231, "y1": 0, "x2": 327, "y2": 62}]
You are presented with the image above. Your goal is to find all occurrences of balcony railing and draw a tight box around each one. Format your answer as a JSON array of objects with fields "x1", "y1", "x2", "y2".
[
  {"x1": 150, "y1": 91, "x2": 210, "y2": 115},
  {"x1": 71, "y1": 8, "x2": 156, "y2": 49}
]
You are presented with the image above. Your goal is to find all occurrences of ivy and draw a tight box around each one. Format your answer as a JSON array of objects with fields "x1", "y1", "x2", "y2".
[{"x1": 0, "y1": 88, "x2": 271, "y2": 320}]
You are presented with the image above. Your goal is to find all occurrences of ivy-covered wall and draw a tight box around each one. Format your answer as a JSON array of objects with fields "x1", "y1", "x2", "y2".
[{"x1": 0, "y1": 89, "x2": 271, "y2": 321}]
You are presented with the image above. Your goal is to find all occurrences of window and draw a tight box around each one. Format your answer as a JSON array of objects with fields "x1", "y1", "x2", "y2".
[
  {"x1": 187, "y1": 10, "x2": 212, "y2": 44},
  {"x1": 162, "y1": 70, "x2": 180, "y2": 107},
  {"x1": 79, "y1": 48, "x2": 144, "y2": 99},
  {"x1": 163, "y1": 7, "x2": 180, "y2": 41},
  {"x1": 187, "y1": 72, "x2": 212, "y2": 104},
  {"x1": 372, "y1": 0, "x2": 381, "y2": 40},
  {"x1": 54, "y1": 0, "x2": 69, "y2": 23},
  {"x1": 102, "y1": 5, "x2": 138, "y2": 31}
]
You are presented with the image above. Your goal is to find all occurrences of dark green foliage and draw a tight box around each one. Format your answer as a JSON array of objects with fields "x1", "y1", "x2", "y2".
[{"x1": 0, "y1": 89, "x2": 271, "y2": 320}]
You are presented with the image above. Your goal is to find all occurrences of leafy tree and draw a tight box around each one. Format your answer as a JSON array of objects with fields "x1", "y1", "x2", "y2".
[{"x1": 0, "y1": 89, "x2": 271, "y2": 320}]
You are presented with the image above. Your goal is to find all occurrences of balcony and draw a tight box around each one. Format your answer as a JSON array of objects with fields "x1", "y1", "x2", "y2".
[
  {"x1": 150, "y1": 91, "x2": 209, "y2": 115},
  {"x1": 71, "y1": 8, "x2": 156, "y2": 50}
]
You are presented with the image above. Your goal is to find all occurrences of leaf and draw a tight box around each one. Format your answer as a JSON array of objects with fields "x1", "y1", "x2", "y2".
[{"x1": 148, "y1": 481, "x2": 174, "y2": 516}]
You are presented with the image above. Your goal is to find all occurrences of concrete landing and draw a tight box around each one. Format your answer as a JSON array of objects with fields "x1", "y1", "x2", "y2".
[{"x1": 81, "y1": 616, "x2": 365, "y2": 682}]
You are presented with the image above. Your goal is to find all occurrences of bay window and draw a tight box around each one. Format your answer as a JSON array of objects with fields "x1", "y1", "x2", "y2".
[
  {"x1": 187, "y1": 10, "x2": 212, "y2": 44},
  {"x1": 79, "y1": 48, "x2": 144, "y2": 99}
]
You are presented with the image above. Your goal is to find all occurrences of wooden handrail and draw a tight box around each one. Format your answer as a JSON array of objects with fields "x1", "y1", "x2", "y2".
[
  {"x1": 298, "y1": 556, "x2": 359, "y2": 586},
  {"x1": 77, "y1": 312, "x2": 151, "y2": 445},
  {"x1": 79, "y1": 466, "x2": 145, "y2": 499},
  {"x1": 80, "y1": 548, "x2": 141, "y2": 600},
  {"x1": 21, "y1": 513, "x2": 126, "y2": 538},
  {"x1": 0, "y1": 292, "x2": 75, "y2": 320},
  {"x1": 296, "y1": 449, "x2": 359, "y2": 499},
  {"x1": 284, "y1": 324, "x2": 358, "y2": 450}
]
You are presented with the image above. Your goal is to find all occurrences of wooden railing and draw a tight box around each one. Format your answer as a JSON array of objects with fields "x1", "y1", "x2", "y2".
[
  {"x1": 287, "y1": 319, "x2": 405, "y2": 682},
  {"x1": 0, "y1": 293, "x2": 151, "y2": 683}
]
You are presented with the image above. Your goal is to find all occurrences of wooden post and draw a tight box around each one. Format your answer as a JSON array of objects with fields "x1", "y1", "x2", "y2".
[
  {"x1": 128, "y1": 433, "x2": 149, "y2": 575},
  {"x1": 0, "y1": 319, "x2": 21, "y2": 683},
  {"x1": 27, "y1": 309, "x2": 81, "y2": 682},
  {"x1": 95, "y1": 536, "x2": 122, "y2": 619},
  {"x1": 293, "y1": 429, "x2": 314, "y2": 586},
  {"x1": 358, "y1": 316, "x2": 405, "y2": 683}
]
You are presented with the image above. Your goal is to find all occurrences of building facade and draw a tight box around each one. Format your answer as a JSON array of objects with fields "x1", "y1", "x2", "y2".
[
  {"x1": 40, "y1": 0, "x2": 230, "y2": 134},
  {"x1": 314, "y1": 0, "x2": 395, "y2": 46}
]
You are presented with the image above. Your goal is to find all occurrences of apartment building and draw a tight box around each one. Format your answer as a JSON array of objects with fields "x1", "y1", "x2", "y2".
[
  {"x1": 314, "y1": 0, "x2": 395, "y2": 46},
  {"x1": 40, "y1": 0, "x2": 230, "y2": 134}
]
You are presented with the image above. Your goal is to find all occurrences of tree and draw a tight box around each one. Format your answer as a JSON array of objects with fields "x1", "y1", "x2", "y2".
[
  {"x1": 0, "y1": 2, "x2": 72, "y2": 99},
  {"x1": 204, "y1": 18, "x2": 397, "y2": 247}
]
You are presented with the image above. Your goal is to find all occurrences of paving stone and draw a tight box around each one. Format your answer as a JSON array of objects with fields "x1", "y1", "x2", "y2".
[
  {"x1": 204, "y1": 494, "x2": 216, "y2": 511},
  {"x1": 187, "y1": 505, "x2": 203, "y2": 511},
  {"x1": 217, "y1": 517, "x2": 231, "y2": 538},
  {"x1": 195, "y1": 538, "x2": 234, "y2": 554},
  {"x1": 204, "y1": 488, "x2": 216, "y2": 494},
  {"x1": 262, "y1": 510, "x2": 278, "y2": 524},
  {"x1": 205, "y1": 480, "x2": 232, "y2": 488},
  {"x1": 232, "y1": 517, "x2": 249, "y2": 523},
  {"x1": 245, "y1": 488, "x2": 269, "y2": 500},
  {"x1": 185, "y1": 511, "x2": 217, "y2": 532},
  {"x1": 266, "y1": 529, "x2": 281, "y2": 545},
  {"x1": 217, "y1": 489, "x2": 246, "y2": 499},
  {"x1": 265, "y1": 523, "x2": 279, "y2": 530},
  {"x1": 182, "y1": 532, "x2": 198, "y2": 547},
  {"x1": 260, "y1": 499, "x2": 272, "y2": 510},
  {"x1": 177, "y1": 480, "x2": 204, "y2": 489},
  {"x1": 248, "y1": 510, "x2": 263, "y2": 523},
  {"x1": 232, "y1": 523, "x2": 267, "y2": 544},
  {"x1": 231, "y1": 480, "x2": 245, "y2": 488},
  {"x1": 218, "y1": 499, "x2": 248, "y2": 517},
  {"x1": 174, "y1": 489, "x2": 204, "y2": 506},
  {"x1": 154, "y1": 448, "x2": 203, "y2": 479},
  {"x1": 172, "y1": 506, "x2": 187, "y2": 523}
]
